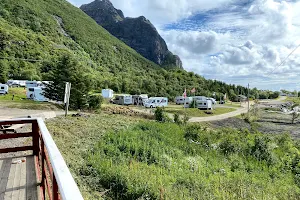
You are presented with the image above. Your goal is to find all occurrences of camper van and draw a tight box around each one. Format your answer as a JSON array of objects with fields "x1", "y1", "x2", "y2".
[
  {"x1": 133, "y1": 94, "x2": 148, "y2": 105},
  {"x1": 102, "y1": 89, "x2": 114, "y2": 99},
  {"x1": 113, "y1": 95, "x2": 133, "y2": 105},
  {"x1": 144, "y1": 97, "x2": 168, "y2": 108},
  {"x1": 0, "y1": 84, "x2": 8, "y2": 95},
  {"x1": 26, "y1": 81, "x2": 41, "y2": 88},
  {"x1": 197, "y1": 99, "x2": 213, "y2": 110}
]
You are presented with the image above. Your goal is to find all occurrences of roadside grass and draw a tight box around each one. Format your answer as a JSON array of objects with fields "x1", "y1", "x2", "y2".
[
  {"x1": 47, "y1": 114, "x2": 142, "y2": 200},
  {"x1": 287, "y1": 97, "x2": 300, "y2": 104},
  {"x1": 0, "y1": 87, "x2": 61, "y2": 110},
  {"x1": 47, "y1": 113, "x2": 300, "y2": 199},
  {"x1": 164, "y1": 106, "x2": 236, "y2": 117},
  {"x1": 86, "y1": 122, "x2": 300, "y2": 199}
]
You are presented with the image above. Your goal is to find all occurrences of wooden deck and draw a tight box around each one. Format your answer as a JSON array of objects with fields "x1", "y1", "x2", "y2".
[{"x1": 0, "y1": 156, "x2": 38, "y2": 200}]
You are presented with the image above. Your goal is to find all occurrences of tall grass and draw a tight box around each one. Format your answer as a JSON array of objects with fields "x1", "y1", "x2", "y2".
[{"x1": 86, "y1": 122, "x2": 300, "y2": 199}]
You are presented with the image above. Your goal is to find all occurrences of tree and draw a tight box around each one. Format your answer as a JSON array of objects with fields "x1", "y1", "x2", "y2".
[
  {"x1": 44, "y1": 53, "x2": 93, "y2": 110},
  {"x1": 0, "y1": 60, "x2": 8, "y2": 83}
]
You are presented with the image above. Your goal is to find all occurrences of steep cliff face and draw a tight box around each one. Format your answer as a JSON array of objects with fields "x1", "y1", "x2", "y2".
[{"x1": 80, "y1": 0, "x2": 182, "y2": 68}]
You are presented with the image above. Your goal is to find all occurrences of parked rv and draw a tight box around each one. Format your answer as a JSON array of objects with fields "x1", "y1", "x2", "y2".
[
  {"x1": 175, "y1": 96, "x2": 193, "y2": 105},
  {"x1": 102, "y1": 89, "x2": 114, "y2": 99},
  {"x1": 144, "y1": 97, "x2": 168, "y2": 108},
  {"x1": 133, "y1": 94, "x2": 148, "y2": 105},
  {"x1": 197, "y1": 99, "x2": 213, "y2": 110},
  {"x1": 183, "y1": 97, "x2": 194, "y2": 108},
  {"x1": 193, "y1": 96, "x2": 207, "y2": 101},
  {"x1": 26, "y1": 87, "x2": 48, "y2": 101},
  {"x1": 0, "y1": 84, "x2": 8, "y2": 95},
  {"x1": 33, "y1": 87, "x2": 48, "y2": 102},
  {"x1": 207, "y1": 98, "x2": 216, "y2": 104},
  {"x1": 113, "y1": 95, "x2": 133, "y2": 105}
]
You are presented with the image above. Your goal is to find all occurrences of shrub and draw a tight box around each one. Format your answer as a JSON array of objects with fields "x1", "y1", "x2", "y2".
[
  {"x1": 154, "y1": 107, "x2": 164, "y2": 122},
  {"x1": 174, "y1": 113, "x2": 182, "y2": 125},
  {"x1": 88, "y1": 94, "x2": 103, "y2": 110},
  {"x1": 184, "y1": 124, "x2": 202, "y2": 141},
  {"x1": 251, "y1": 136, "x2": 277, "y2": 166}
]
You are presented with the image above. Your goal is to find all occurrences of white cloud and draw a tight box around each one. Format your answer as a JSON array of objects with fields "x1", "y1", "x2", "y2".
[{"x1": 67, "y1": 0, "x2": 300, "y2": 90}]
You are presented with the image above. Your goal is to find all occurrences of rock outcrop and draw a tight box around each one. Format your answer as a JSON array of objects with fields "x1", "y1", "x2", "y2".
[{"x1": 80, "y1": 0, "x2": 182, "y2": 68}]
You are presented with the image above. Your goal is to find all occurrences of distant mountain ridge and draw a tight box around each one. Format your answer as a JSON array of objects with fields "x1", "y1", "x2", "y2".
[{"x1": 80, "y1": 0, "x2": 183, "y2": 68}]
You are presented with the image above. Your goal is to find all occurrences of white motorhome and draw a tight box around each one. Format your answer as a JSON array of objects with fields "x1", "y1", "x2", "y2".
[
  {"x1": 144, "y1": 97, "x2": 168, "y2": 108},
  {"x1": 113, "y1": 95, "x2": 133, "y2": 105},
  {"x1": 175, "y1": 96, "x2": 192, "y2": 105},
  {"x1": 197, "y1": 99, "x2": 213, "y2": 110},
  {"x1": 102, "y1": 89, "x2": 114, "y2": 99},
  {"x1": 133, "y1": 94, "x2": 148, "y2": 105},
  {"x1": 0, "y1": 84, "x2": 8, "y2": 95}
]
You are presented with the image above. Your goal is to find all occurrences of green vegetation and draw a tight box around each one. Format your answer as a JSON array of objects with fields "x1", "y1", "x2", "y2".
[
  {"x1": 0, "y1": 0, "x2": 278, "y2": 103},
  {"x1": 47, "y1": 114, "x2": 142, "y2": 200},
  {"x1": 165, "y1": 106, "x2": 236, "y2": 117},
  {"x1": 50, "y1": 115, "x2": 300, "y2": 200},
  {"x1": 0, "y1": 87, "x2": 60, "y2": 110}
]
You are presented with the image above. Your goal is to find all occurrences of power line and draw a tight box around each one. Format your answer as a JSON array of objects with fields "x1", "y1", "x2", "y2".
[{"x1": 267, "y1": 43, "x2": 300, "y2": 75}]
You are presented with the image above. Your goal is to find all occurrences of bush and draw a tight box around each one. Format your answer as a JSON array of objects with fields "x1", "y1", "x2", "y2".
[
  {"x1": 184, "y1": 124, "x2": 202, "y2": 141},
  {"x1": 154, "y1": 107, "x2": 172, "y2": 122},
  {"x1": 251, "y1": 136, "x2": 277, "y2": 166},
  {"x1": 174, "y1": 113, "x2": 182, "y2": 125},
  {"x1": 88, "y1": 95, "x2": 103, "y2": 110},
  {"x1": 154, "y1": 107, "x2": 164, "y2": 122}
]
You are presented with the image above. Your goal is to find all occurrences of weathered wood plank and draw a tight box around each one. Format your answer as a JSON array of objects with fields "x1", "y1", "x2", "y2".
[{"x1": 26, "y1": 156, "x2": 38, "y2": 200}]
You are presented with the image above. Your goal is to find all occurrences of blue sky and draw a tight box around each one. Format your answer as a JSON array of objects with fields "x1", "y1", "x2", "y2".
[{"x1": 68, "y1": 0, "x2": 300, "y2": 91}]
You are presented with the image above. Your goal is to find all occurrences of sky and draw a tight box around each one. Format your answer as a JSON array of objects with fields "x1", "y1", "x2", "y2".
[{"x1": 67, "y1": 0, "x2": 300, "y2": 91}]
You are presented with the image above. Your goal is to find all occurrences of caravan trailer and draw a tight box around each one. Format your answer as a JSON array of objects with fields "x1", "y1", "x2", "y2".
[
  {"x1": 197, "y1": 99, "x2": 213, "y2": 110},
  {"x1": 183, "y1": 97, "x2": 194, "y2": 108},
  {"x1": 113, "y1": 95, "x2": 133, "y2": 105},
  {"x1": 133, "y1": 94, "x2": 148, "y2": 106},
  {"x1": 32, "y1": 87, "x2": 48, "y2": 102},
  {"x1": 144, "y1": 97, "x2": 168, "y2": 108},
  {"x1": 175, "y1": 96, "x2": 192, "y2": 105},
  {"x1": 0, "y1": 84, "x2": 8, "y2": 95}
]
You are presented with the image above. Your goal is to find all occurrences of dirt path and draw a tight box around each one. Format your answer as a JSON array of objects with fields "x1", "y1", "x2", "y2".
[
  {"x1": 189, "y1": 106, "x2": 248, "y2": 122},
  {"x1": 0, "y1": 107, "x2": 65, "y2": 120}
]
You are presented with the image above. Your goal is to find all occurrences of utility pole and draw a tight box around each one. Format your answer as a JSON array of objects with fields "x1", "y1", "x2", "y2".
[{"x1": 247, "y1": 83, "x2": 250, "y2": 114}]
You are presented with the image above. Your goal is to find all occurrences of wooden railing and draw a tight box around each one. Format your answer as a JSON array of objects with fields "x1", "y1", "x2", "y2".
[{"x1": 0, "y1": 118, "x2": 84, "y2": 200}]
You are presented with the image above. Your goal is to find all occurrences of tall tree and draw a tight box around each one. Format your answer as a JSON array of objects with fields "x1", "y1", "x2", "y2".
[
  {"x1": 0, "y1": 60, "x2": 8, "y2": 83},
  {"x1": 44, "y1": 53, "x2": 93, "y2": 109}
]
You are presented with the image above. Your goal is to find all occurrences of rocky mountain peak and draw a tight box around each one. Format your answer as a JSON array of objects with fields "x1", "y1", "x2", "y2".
[{"x1": 81, "y1": 0, "x2": 182, "y2": 68}]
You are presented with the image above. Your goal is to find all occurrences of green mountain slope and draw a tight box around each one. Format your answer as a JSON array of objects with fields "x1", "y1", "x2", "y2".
[{"x1": 0, "y1": 0, "x2": 253, "y2": 99}]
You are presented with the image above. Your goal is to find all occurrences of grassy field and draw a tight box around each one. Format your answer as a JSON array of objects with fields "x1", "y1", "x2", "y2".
[
  {"x1": 165, "y1": 105, "x2": 236, "y2": 117},
  {"x1": 47, "y1": 113, "x2": 300, "y2": 200},
  {"x1": 0, "y1": 87, "x2": 61, "y2": 110}
]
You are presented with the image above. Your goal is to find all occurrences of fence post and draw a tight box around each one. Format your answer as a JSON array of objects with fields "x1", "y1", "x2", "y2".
[{"x1": 32, "y1": 120, "x2": 40, "y2": 156}]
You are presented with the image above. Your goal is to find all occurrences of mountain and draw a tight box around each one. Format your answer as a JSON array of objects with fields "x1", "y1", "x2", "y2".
[
  {"x1": 80, "y1": 0, "x2": 183, "y2": 68},
  {"x1": 0, "y1": 0, "x2": 252, "y2": 101}
]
